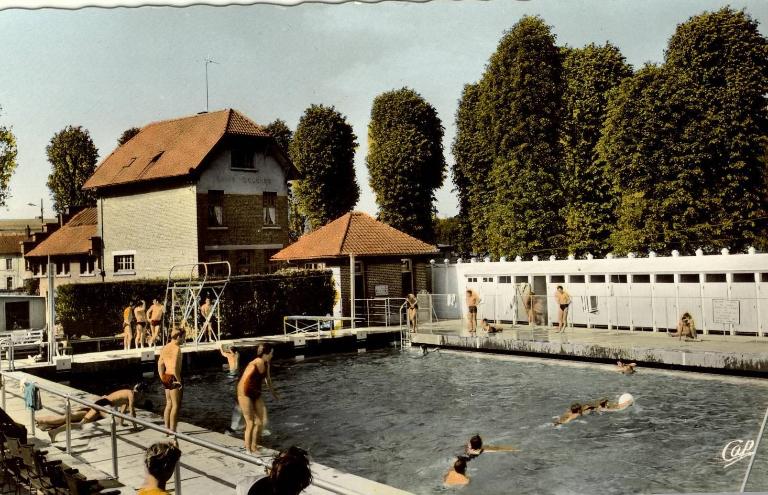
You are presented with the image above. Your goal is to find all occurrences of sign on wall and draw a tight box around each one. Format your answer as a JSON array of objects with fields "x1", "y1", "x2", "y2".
[
  {"x1": 375, "y1": 285, "x2": 389, "y2": 297},
  {"x1": 713, "y1": 299, "x2": 740, "y2": 325}
]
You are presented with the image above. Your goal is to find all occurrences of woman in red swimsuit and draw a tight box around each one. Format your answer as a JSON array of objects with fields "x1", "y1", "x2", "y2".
[{"x1": 237, "y1": 343, "x2": 279, "y2": 453}]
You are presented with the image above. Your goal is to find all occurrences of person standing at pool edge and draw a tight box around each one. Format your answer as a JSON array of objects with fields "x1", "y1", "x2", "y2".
[
  {"x1": 554, "y1": 286, "x2": 571, "y2": 333},
  {"x1": 238, "y1": 343, "x2": 279, "y2": 453},
  {"x1": 466, "y1": 289, "x2": 479, "y2": 334},
  {"x1": 135, "y1": 299, "x2": 148, "y2": 348},
  {"x1": 147, "y1": 298, "x2": 164, "y2": 346},
  {"x1": 122, "y1": 300, "x2": 134, "y2": 350},
  {"x1": 158, "y1": 327, "x2": 184, "y2": 432}
]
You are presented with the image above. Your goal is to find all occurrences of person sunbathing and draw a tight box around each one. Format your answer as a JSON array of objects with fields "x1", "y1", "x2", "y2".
[{"x1": 37, "y1": 384, "x2": 145, "y2": 442}]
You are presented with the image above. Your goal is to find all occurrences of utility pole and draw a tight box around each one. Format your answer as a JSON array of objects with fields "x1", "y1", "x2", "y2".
[{"x1": 204, "y1": 58, "x2": 219, "y2": 113}]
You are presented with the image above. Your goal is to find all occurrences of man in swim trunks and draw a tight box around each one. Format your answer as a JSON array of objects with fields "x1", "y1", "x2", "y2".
[
  {"x1": 554, "y1": 285, "x2": 571, "y2": 333},
  {"x1": 147, "y1": 298, "x2": 164, "y2": 346},
  {"x1": 221, "y1": 344, "x2": 240, "y2": 377},
  {"x1": 466, "y1": 289, "x2": 479, "y2": 334},
  {"x1": 158, "y1": 327, "x2": 184, "y2": 432},
  {"x1": 135, "y1": 300, "x2": 148, "y2": 348},
  {"x1": 123, "y1": 301, "x2": 134, "y2": 350},
  {"x1": 406, "y1": 294, "x2": 418, "y2": 333},
  {"x1": 200, "y1": 297, "x2": 215, "y2": 342},
  {"x1": 237, "y1": 342, "x2": 279, "y2": 453},
  {"x1": 522, "y1": 284, "x2": 534, "y2": 325},
  {"x1": 40, "y1": 383, "x2": 146, "y2": 442}
]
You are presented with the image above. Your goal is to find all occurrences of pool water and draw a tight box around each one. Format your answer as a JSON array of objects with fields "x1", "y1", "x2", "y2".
[{"x1": 75, "y1": 349, "x2": 768, "y2": 494}]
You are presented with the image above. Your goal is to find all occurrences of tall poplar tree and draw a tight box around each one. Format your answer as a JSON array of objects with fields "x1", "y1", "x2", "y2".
[
  {"x1": 478, "y1": 16, "x2": 565, "y2": 257},
  {"x1": 46, "y1": 126, "x2": 99, "y2": 214},
  {"x1": 665, "y1": 8, "x2": 768, "y2": 251},
  {"x1": 289, "y1": 105, "x2": 359, "y2": 231},
  {"x1": 367, "y1": 88, "x2": 445, "y2": 242},
  {"x1": 452, "y1": 83, "x2": 492, "y2": 254},
  {"x1": 599, "y1": 65, "x2": 711, "y2": 254},
  {"x1": 561, "y1": 43, "x2": 632, "y2": 256}
]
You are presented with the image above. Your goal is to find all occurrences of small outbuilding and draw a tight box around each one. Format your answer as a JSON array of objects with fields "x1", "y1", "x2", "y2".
[{"x1": 271, "y1": 211, "x2": 439, "y2": 322}]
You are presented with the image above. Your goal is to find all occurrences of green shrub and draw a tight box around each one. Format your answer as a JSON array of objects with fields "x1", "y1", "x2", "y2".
[{"x1": 55, "y1": 270, "x2": 334, "y2": 339}]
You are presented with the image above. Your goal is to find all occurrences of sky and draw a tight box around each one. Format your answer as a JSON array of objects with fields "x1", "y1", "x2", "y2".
[{"x1": 1, "y1": 0, "x2": 767, "y2": 221}]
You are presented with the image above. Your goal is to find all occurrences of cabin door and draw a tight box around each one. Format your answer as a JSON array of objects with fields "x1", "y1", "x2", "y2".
[{"x1": 533, "y1": 276, "x2": 548, "y2": 326}]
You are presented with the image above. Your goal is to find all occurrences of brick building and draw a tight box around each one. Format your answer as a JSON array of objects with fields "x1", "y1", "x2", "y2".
[
  {"x1": 271, "y1": 211, "x2": 439, "y2": 319},
  {"x1": 82, "y1": 109, "x2": 297, "y2": 279},
  {"x1": 23, "y1": 208, "x2": 100, "y2": 296}
]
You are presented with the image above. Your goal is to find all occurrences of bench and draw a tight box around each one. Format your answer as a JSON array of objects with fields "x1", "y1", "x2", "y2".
[{"x1": 0, "y1": 329, "x2": 45, "y2": 356}]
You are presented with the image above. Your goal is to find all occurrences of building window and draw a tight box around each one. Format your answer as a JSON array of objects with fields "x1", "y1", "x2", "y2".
[
  {"x1": 305, "y1": 262, "x2": 326, "y2": 269},
  {"x1": 655, "y1": 274, "x2": 674, "y2": 283},
  {"x1": 25, "y1": 259, "x2": 31, "y2": 271},
  {"x1": 80, "y1": 257, "x2": 96, "y2": 275},
  {"x1": 706, "y1": 273, "x2": 727, "y2": 283},
  {"x1": 55, "y1": 261, "x2": 70, "y2": 276},
  {"x1": 499, "y1": 276, "x2": 512, "y2": 284},
  {"x1": 569, "y1": 275, "x2": 585, "y2": 283},
  {"x1": 632, "y1": 274, "x2": 650, "y2": 283},
  {"x1": 550, "y1": 275, "x2": 565, "y2": 283},
  {"x1": 680, "y1": 274, "x2": 700, "y2": 283},
  {"x1": 610, "y1": 274, "x2": 627, "y2": 283},
  {"x1": 263, "y1": 192, "x2": 277, "y2": 226},
  {"x1": 208, "y1": 190, "x2": 224, "y2": 227},
  {"x1": 114, "y1": 254, "x2": 135, "y2": 273},
  {"x1": 590, "y1": 275, "x2": 606, "y2": 283},
  {"x1": 236, "y1": 250, "x2": 252, "y2": 275},
  {"x1": 733, "y1": 273, "x2": 754, "y2": 283},
  {"x1": 482, "y1": 277, "x2": 493, "y2": 283},
  {"x1": 5, "y1": 258, "x2": 11, "y2": 270},
  {"x1": 231, "y1": 146, "x2": 254, "y2": 170},
  {"x1": 6, "y1": 277, "x2": 11, "y2": 290}
]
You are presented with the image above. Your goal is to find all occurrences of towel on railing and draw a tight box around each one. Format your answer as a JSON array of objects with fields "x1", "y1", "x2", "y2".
[{"x1": 23, "y1": 382, "x2": 42, "y2": 411}]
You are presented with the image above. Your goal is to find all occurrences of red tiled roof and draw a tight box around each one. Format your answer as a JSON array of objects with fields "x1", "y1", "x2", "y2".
[
  {"x1": 26, "y1": 208, "x2": 98, "y2": 257},
  {"x1": 272, "y1": 211, "x2": 439, "y2": 261},
  {"x1": 0, "y1": 234, "x2": 25, "y2": 255},
  {"x1": 83, "y1": 109, "x2": 281, "y2": 190}
]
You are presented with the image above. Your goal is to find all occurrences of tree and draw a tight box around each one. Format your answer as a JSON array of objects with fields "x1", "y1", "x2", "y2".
[
  {"x1": 665, "y1": 8, "x2": 768, "y2": 251},
  {"x1": 561, "y1": 43, "x2": 632, "y2": 256},
  {"x1": 117, "y1": 127, "x2": 140, "y2": 146},
  {"x1": 265, "y1": 119, "x2": 304, "y2": 242},
  {"x1": 0, "y1": 122, "x2": 18, "y2": 208},
  {"x1": 434, "y1": 216, "x2": 462, "y2": 249},
  {"x1": 478, "y1": 16, "x2": 565, "y2": 257},
  {"x1": 289, "y1": 105, "x2": 359, "y2": 231},
  {"x1": 598, "y1": 65, "x2": 712, "y2": 254},
  {"x1": 451, "y1": 83, "x2": 492, "y2": 254},
  {"x1": 46, "y1": 126, "x2": 99, "y2": 214},
  {"x1": 367, "y1": 88, "x2": 445, "y2": 242}
]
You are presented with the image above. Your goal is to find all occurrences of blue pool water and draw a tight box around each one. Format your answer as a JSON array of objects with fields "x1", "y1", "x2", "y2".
[{"x1": 77, "y1": 348, "x2": 768, "y2": 494}]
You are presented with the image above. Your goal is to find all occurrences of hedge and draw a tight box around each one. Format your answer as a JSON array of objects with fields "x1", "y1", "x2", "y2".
[{"x1": 55, "y1": 269, "x2": 335, "y2": 339}]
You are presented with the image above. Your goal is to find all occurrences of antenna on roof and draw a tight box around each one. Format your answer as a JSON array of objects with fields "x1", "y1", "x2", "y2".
[{"x1": 204, "y1": 58, "x2": 220, "y2": 113}]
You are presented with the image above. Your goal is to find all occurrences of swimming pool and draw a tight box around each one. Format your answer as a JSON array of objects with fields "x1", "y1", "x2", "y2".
[{"x1": 75, "y1": 349, "x2": 768, "y2": 494}]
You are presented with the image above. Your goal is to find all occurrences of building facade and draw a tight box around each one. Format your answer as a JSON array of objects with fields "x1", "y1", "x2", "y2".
[
  {"x1": 83, "y1": 108, "x2": 296, "y2": 280},
  {"x1": 0, "y1": 234, "x2": 28, "y2": 291}
]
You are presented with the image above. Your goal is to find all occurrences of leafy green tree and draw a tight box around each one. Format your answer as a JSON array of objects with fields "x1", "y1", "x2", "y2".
[
  {"x1": 598, "y1": 65, "x2": 712, "y2": 254},
  {"x1": 265, "y1": 119, "x2": 303, "y2": 242},
  {"x1": 451, "y1": 83, "x2": 492, "y2": 254},
  {"x1": 478, "y1": 16, "x2": 565, "y2": 257},
  {"x1": 561, "y1": 43, "x2": 632, "y2": 256},
  {"x1": 367, "y1": 88, "x2": 445, "y2": 242},
  {"x1": 46, "y1": 126, "x2": 99, "y2": 214},
  {"x1": 665, "y1": 8, "x2": 768, "y2": 251},
  {"x1": 289, "y1": 105, "x2": 359, "y2": 231},
  {"x1": 117, "y1": 127, "x2": 140, "y2": 146},
  {"x1": 0, "y1": 122, "x2": 18, "y2": 208},
  {"x1": 434, "y1": 216, "x2": 462, "y2": 248}
]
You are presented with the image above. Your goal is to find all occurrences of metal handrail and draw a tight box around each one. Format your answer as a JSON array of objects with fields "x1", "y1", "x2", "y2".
[
  {"x1": 740, "y1": 403, "x2": 768, "y2": 492},
  {"x1": 0, "y1": 370, "x2": 367, "y2": 495}
]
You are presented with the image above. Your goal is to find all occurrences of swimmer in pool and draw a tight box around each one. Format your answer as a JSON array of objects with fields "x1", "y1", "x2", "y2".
[
  {"x1": 554, "y1": 403, "x2": 582, "y2": 425},
  {"x1": 617, "y1": 361, "x2": 637, "y2": 374},
  {"x1": 220, "y1": 344, "x2": 240, "y2": 377},
  {"x1": 444, "y1": 457, "x2": 470, "y2": 486},
  {"x1": 465, "y1": 434, "x2": 518, "y2": 458},
  {"x1": 596, "y1": 393, "x2": 634, "y2": 412}
]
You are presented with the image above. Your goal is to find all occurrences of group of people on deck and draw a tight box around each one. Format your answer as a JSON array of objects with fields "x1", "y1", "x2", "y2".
[
  {"x1": 464, "y1": 285, "x2": 572, "y2": 334},
  {"x1": 121, "y1": 296, "x2": 218, "y2": 351}
]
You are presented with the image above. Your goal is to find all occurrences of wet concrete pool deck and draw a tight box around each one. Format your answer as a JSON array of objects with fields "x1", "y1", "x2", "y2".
[{"x1": 408, "y1": 320, "x2": 768, "y2": 374}]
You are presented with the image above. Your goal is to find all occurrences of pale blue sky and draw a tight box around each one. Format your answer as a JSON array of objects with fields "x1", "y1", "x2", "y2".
[{"x1": 1, "y1": 0, "x2": 767, "y2": 220}]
